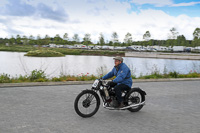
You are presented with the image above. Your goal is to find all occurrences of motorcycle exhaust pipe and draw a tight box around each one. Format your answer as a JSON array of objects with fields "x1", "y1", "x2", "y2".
[{"x1": 103, "y1": 101, "x2": 145, "y2": 110}]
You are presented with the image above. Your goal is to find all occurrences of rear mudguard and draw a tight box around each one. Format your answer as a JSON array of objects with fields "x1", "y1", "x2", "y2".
[
  {"x1": 124, "y1": 87, "x2": 146, "y2": 103},
  {"x1": 131, "y1": 87, "x2": 147, "y2": 96}
]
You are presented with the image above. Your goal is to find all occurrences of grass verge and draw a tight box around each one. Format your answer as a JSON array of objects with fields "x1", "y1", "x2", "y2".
[{"x1": 0, "y1": 70, "x2": 200, "y2": 83}]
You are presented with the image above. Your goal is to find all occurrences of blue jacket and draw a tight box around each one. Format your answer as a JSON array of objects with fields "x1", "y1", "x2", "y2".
[{"x1": 102, "y1": 63, "x2": 132, "y2": 88}]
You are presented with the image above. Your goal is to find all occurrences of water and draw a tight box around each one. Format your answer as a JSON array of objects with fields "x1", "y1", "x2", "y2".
[{"x1": 0, "y1": 51, "x2": 200, "y2": 78}]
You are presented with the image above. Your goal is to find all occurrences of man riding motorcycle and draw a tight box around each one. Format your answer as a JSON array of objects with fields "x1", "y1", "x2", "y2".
[{"x1": 102, "y1": 56, "x2": 132, "y2": 108}]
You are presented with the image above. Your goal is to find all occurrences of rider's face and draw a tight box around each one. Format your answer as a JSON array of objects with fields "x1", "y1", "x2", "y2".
[{"x1": 114, "y1": 60, "x2": 121, "y2": 66}]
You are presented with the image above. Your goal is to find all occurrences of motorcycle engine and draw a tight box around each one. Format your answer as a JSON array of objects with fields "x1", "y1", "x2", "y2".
[
  {"x1": 108, "y1": 88, "x2": 119, "y2": 107},
  {"x1": 109, "y1": 96, "x2": 119, "y2": 108}
]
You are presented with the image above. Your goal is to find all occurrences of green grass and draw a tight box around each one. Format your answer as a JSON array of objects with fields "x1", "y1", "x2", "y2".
[
  {"x1": 0, "y1": 69, "x2": 200, "y2": 83},
  {"x1": 0, "y1": 45, "x2": 36, "y2": 52},
  {"x1": 137, "y1": 71, "x2": 200, "y2": 79}
]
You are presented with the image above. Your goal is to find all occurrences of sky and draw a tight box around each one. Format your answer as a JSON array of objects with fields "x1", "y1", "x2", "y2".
[{"x1": 0, "y1": 0, "x2": 200, "y2": 42}]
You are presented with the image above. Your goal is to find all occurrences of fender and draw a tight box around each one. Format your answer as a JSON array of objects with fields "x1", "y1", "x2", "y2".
[
  {"x1": 131, "y1": 87, "x2": 147, "y2": 95},
  {"x1": 81, "y1": 89, "x2": 97, "y2": 94}
]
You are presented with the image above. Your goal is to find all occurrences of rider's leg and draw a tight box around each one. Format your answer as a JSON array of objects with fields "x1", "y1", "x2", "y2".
[{"x1": 114, "y1": 84, "x2": 130, "y2": 107}]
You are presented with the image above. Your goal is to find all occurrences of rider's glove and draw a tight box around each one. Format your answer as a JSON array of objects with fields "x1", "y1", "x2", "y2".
[{"x1": 108, "y1": 81, "x2": 117, "y2": 87}]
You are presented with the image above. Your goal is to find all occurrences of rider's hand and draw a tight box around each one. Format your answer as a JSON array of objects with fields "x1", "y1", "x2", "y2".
[{"x1": 108, "y1": 81, "x2": 116, "y2": 87}]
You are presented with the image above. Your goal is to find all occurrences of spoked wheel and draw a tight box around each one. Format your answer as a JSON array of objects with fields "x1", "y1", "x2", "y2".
[
  {"x1": 74, "y1": 90, "x2": 100, "y2": 118},
  {"x1": 125, "y1": 88, "x2": 145, "y2": 112}
]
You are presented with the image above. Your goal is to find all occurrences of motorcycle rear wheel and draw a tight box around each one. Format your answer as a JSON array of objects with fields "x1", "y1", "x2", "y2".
[
  {"x1": 74, "y1": 90, "x2": 100, "y2": 118},
  {"x1": 125, "y1": 89, "x2": 145, "y2": 112}
]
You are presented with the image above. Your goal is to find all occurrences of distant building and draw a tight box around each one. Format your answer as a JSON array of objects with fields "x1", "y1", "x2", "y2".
[
  {"x1": 5, "y1": 43, "x2": 9, "y2": 46},
  {"x1": 49, "y1": 44, "x2": 56, "y2": 48},
  {"x1": 74, "y1": 44, "x2": 87, "y2": 49},
  {"x1": 172, "y1": 46, "x2": 185, "y2": 52}
]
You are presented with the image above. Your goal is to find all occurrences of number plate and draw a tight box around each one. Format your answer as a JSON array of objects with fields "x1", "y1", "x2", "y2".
[{"x1": 92, "y1": 79, "x2": 99, "y2": 88}]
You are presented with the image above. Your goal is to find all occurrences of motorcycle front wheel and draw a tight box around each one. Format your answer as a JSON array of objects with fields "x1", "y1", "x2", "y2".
[{"x1": 74, "y1": 90, "x2": 100, "y2": 118}]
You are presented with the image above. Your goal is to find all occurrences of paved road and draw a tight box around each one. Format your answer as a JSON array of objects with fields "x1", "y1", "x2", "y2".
[{"x1": 0, "y1": 81, "x2": 200, "y2": 133}]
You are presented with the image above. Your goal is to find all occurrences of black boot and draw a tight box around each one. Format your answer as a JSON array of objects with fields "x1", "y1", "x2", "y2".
[{"x1": 118, "y1": 102, "x2": 125, "y2": 108}]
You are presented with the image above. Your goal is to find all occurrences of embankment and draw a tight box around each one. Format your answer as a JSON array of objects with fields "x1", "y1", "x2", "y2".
[{"x1": 125, "y1": 52, "x2": 200, "y2": 60}]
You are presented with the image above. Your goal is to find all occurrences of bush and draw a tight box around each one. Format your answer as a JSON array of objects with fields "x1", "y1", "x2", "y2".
[
  {"x1": 29, "y1": 69, "x2": 47, "y2": 81},
  {"x1": 131, "y1": 75, "x2": 136, "y2": 79},
  {"x1": 52, "y1": 77, "x2": 62, "y2": 82},
  {"x1": 138, "y1": 71, "x2": 163, "y2": 79},
  {"x1": 34, "y1": 78, "x2": 47, "y2": 82},
  {"x1": 169, "y1": 71, "x2": 179, "y2": 78},
  {"x1": 0, "y1": 74, "x2": 11, "y2": 83},
  {"x1": 17, "y1": 75, "x2": 29, "y2": 82}
]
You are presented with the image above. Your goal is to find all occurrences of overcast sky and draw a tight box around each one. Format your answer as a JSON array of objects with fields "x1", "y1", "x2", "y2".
[{"x1": 0, "y1": 0, "x2": 200, "y2": 42}]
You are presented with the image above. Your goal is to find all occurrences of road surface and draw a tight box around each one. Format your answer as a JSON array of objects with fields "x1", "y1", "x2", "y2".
[{"x1": 0, "y1": 81, "x2": 200, "y2": 133}]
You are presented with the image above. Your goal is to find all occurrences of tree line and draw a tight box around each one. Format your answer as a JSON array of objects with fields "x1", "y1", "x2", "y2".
[{"x1": 0, "y1": 27, "x2": 200, "y2": 47}]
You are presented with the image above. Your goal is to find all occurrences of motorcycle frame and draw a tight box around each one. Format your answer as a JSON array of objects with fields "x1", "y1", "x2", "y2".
[{"x1": 90, "y1": 79, "x2": 146, "y2": 110}]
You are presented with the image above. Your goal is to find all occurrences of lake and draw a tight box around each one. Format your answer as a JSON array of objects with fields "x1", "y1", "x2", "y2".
[{"x1": 0, "y1": 51, "x2": 200, "y2": 77}]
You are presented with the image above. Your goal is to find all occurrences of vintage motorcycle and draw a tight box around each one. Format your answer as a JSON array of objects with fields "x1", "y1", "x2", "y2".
[{"x1": 74, "y1": 79, "x2": 146, "y2": 118}]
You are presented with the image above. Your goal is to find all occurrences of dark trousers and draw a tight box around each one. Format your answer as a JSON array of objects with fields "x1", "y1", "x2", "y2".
[{"x1": 114, "y1": 84, "x2": 131, "y2": 103}]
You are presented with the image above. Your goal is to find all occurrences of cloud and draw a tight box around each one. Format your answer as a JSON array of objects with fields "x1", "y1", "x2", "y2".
[
  {"x1": 131, "y1": 0, "x2": 200, "y2": 7},
  {"x1": 171, "y1": 1, "x2": 200, "y2": 7},
  {"x1": 0, "y1": 0, "x2": 69, "y2": 22},
  {"x1": 131, "y1": 0, "x2": 173, "y2": 7},
  {"x1": 0, "y1": 16, "x2": 23, "y2": 36},
  {"x1": 87, "y1": 6, "x2": 108, "y2": 16},
  {"x1": 86, "y1": 0, "x2": 105, "y2": 3},
  {"x1": 3, "y1": 0, "x2": 36, "y2": 16},
  {"x1": 36, "y1": 3, "x2": 69, "y2": 22},
  {"x1": 0, "y1": 0, "x2": 200, "y2": 42}
]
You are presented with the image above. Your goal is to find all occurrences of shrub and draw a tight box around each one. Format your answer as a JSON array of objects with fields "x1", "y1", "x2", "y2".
[
  {"x1": 0, "y1": 74, "x2": 11, "y2": 83},
  {"x1": 34, "y1": 78, "x2": 47, "y2": 82},
  {"x1": 169, "y1": 71, "x2": 179, "y2": 78},
  {"x1": 52, "y1": 77, "x2": 62, "y2": 82},
  {"x1": 131, "y1": 75, "x2": 136, "y2": 79},
  {"x1": 29, "y1": 69, "x2": 47, "y2": 81}
]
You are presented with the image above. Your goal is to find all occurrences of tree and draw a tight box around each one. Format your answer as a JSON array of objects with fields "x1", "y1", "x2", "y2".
[
  {"x1": 177, "y1": 35, "x2": 187, "y2": 46},
  {"x1": 72, "y1": 34, "x2": 80, "y2": 43},
  {"x1": 111, "y1": 32, "x2": 119, "y2": 46},
  {"x1": 192, "y1": 38, "x2": 200, "y2": 47},
  {"x1": 63, "y1": 33, "x2": 69, "y2": 41},
  {"x1": 143, "y1": 31, "x2": 151, "y2": 41},
  {"x1": 29, "y1": 35, "x2": 35, "y2": 40},
  {"x1": 16, "y1": 34, "x2": 22, "y2": 44},
  {"x1": 168, "y1": 27, "x2": 179, "y2": 39},
  {"x1": 9, "y1": 36, "x2": 16, "y2": 45},
  {"x1": 36, "y1": 34, "x2": 42, "y2": 45},
  {"x1": 54, "y1": 34, "x2": 62, "y2": 44},
  {"x1": 124, "y1": 32, "x2": 132, "y2": 46},
  {"x1": 22, "y1": 35, "x2": 28, "y2": 45},
  {"x1": 99, "y1": 33, "x2": 105, "y2": 46},
  {"x1": 192, "y1": 28, "x2": 200, "y2": 47},
  {"x1": 37, "y1": 34, "x2": 41, "y2": 40},
  {"x1": 109, "y1": 41, "x2": 113, "y2": 46},
  {"x1": 83, "y1": 33, "x2": 91, "y2": 48},
  {"x1": 193, "y1": 28, "x2": 200, "y2": 39},
  {"x1": 29, "y1": 35, "x2": 35, "y2": 45},
  {"x1": 44, "y1": 34, "x2": 51, "y2": 45},
  {"x1": 45, "y1": 34, "x2": 50, "y2": 39}
]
